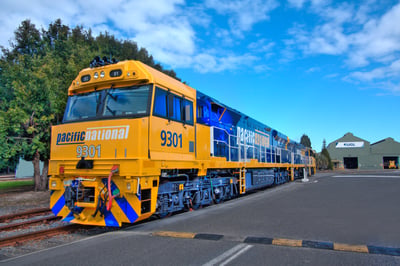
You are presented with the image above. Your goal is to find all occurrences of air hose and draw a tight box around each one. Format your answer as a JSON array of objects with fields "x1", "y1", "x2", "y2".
[{"x1": 106, "y1": 165, "x2": 119, "y2": 211}]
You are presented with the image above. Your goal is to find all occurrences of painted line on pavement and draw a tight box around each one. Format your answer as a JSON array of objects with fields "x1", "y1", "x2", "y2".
[
  {"x1": 202, "y1": 243, "x2": 253, "y2": 266},
  {"x1": 332, "y1": 175, "x2": 400, "y2": 178}
]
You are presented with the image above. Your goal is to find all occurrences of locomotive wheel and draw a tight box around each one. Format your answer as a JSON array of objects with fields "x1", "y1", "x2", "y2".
[
  {"x1": 191, "y1": 192, "x2": 202, "y2": 210},
  {"x1": 232, "y1": 184, "x2": 239, "y2": 198},
  {"x1": 224, "y1": 185, "x2": 232, "y2": 200},
  {"x1": 158, "y1": 212, "x2": 172, "y2": 219},
  {"x1": 213, "y1": 187, "x2": 224, "y2": 204},
  {"x1": 156, "y1": 195, "x2": 172, "y2": 218}
]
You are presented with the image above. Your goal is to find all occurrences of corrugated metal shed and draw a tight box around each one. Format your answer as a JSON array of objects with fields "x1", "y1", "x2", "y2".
[{"x1": 327, "y1": 133, "x2": 399, "y2": 169}]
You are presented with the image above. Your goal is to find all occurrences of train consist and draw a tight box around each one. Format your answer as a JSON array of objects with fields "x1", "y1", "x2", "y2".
[{"x1": 49, "y1": 58, "x2": 316, "y2": 227}]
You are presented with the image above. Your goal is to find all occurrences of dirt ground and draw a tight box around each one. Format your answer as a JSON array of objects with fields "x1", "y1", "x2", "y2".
[{"x1": 0, "y1": 191, "x2": 50, "y2": 216}]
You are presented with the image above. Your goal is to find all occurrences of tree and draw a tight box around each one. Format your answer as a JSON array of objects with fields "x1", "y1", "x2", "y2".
[
  {"x1": 300, "y1": 134, "x2": 312, "y2": 148},
  {"x1": 0, "y1": 20, "x2": 91, "y2": 189},
  {"x1": 316, "y1": 153, "x2": 329, "y2": 170},
  {"x1": 320, "y1": 139, "x2": 333, "y2": 170},
  {"x1": 0, "y1": 18, "x2": 181, "y2": 190},
  {"x1": 1, "y1": 54, "x2": 53, "y2": 190},
  {"x1": 12, "y1": 20, "x2": 42, "y2": 57}
]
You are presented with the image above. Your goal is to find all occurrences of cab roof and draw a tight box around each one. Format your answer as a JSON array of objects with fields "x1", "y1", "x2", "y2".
[{"x1": 68, "y1": 60, "x2": 195, "y2": 99}]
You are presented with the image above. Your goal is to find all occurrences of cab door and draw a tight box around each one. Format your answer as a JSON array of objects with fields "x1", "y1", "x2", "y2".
[{"x1": 149, "y1": 87, "x2": 195, "y2": 161}]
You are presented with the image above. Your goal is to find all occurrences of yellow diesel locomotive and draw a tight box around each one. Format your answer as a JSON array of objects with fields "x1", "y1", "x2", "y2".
[{"x1": 49, "y1": 58, "x2": 315, "y2": 227}]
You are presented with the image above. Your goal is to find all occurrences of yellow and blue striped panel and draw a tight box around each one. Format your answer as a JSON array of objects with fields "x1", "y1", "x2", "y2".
[{"x1": 50, "y1": 179, "x2": 140, "y2": 227}]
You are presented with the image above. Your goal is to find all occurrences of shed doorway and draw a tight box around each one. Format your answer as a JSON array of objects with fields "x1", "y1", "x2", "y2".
[
  {"x1": 383, "y1": 157, "x2": 398, "y2": 169},
  {"x1": 343, "y1": 157, "x2": 358, "y2": 169}
]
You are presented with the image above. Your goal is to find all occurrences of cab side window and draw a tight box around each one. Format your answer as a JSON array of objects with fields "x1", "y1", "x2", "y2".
[
  {"x1": 153, "y1": 88, "x2": 168, "y2": 117},
  {"x1": 153, "y1": 87, "x2": 193, "y2": 125},
  {"x1": 171, "y1": 95, "x2": 182, "y2": 121},
  {"x1": 183, "y1": 99, "x2": 193, "y2": 124}
]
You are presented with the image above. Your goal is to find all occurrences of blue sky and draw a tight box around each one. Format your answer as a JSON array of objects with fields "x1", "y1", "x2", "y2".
[{"x1": 1, "y1": 0, "x2": 399, "y2": 151}]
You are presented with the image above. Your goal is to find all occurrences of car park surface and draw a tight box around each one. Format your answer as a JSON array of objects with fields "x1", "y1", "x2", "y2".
[{"x1": 2, "y1": 170, "x2": 400, "y2": 266}]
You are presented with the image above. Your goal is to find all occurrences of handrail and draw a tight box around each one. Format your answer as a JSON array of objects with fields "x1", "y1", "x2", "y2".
[{"x1": 210, "y1": 126, "x2": 312, "y2": 166}]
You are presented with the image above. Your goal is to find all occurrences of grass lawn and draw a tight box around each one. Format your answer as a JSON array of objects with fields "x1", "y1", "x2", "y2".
[{"x1": 0, "y1": 179, "x2": 34, "y2": 190}]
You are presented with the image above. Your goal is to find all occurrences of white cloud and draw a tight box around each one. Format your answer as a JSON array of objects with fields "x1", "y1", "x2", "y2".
[
  {"x1": 192, "y1": 52, "x2": 258, "y2": 73},
  {"x1": 0, "y1": 0, "x2": 77, "y2": 47},
  {"x1": 287, "y1": 2, "x2": 353, "y2": 56},
  {"x1": 254, "y1": 64, "x2": 271, "y2": 73},
  {"x1": 205, "y1": 0, "x2": 279, "y2": 37},
  {"x1": 135, "y1": 22, "x2": 195, "y2": 66},
  {"x1": 288, "y1": 2, "x2": 400, "y2": 64},
  {"x1": 348, "y1": 3, "x2": 400, "y2": 67},
  {"x1": 306, "y1": 67, "x2": 320, "y2": 73},
  {"x1": 1, "y1": 0, "x2": 269, "y2": 74},
  {"x1": 284, "y1": 1, "x2": 400, "y2": 95},
  {"x1": 372, "y1": 81, "x2": 400, "y2": 96},
  {"x1": 214, "y1": 28, "x2": 236, "y2": 46},
  {"x1": 0, "y1": 0, "x2": 195, "y2": 66},
  {"x1": 324, "y1": 73, "x2": 339, "y2": 79},
  {"x1": 287, "y1": 0, "x2": 330, "y2": 9},
  {"x1": 248, "y1": 39, "x2": 275, "y2": 53},
  {"x1": 349, "y1": 59, "x2": 400, "y2": 82},
  {"x1": 287, "y1": 0, "x2": 307, "y2": 9}
]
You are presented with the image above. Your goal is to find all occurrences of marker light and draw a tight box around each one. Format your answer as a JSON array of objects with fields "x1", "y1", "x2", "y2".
[
  {"x1": 51, "y1": 180, "x2": 57, "y2": 188},
  {"x1": 110, "y1": 69, "x2": 122, "y2": 77},
  {"x1": 94, "y1": 72, "x2": 99, "y2": 79},
  {"x1": 100, "y1": 71, "x2": 105, "y2": 78},
  {"x1": 81, "y1": 75, "x2": 91, "y2": 82}
]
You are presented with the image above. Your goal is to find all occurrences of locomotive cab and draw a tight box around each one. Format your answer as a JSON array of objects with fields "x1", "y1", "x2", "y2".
[{"x1": 49, "y1": 59, "x2": 196, "y2": 226}]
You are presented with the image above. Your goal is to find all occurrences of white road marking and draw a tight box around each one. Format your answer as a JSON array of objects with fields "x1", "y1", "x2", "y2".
[
  {"x1": 203, "y1": 243, "x2": 253, "y2": 266},
  {"x1": 332, "y1": 175, "x2": 400, "y2": 178}
]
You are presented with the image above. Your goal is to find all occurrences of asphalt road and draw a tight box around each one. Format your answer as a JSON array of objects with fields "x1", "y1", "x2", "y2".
[{"x1": 2, "y1": 170, "x2": 400, "y2": 265}]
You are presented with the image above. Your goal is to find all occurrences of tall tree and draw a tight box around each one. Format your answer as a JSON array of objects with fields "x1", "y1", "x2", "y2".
[
  {"x1": 320, "y1": 139, "x2": 333, "y2": 170},
  {"x1": 300, "y1": 134, "x2": 312, "y2": 148},
  {"x1": 12, "y1": 20, "x2": 42, "y2": 57}
]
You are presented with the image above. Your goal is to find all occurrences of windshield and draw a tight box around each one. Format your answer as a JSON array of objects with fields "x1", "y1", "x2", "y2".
[
  {"x1": 63, "y1": 85, "x2": 152, "y2": 123},
  {"x1": 103, "y1": 87, "x2": 149, "y2": 117}
]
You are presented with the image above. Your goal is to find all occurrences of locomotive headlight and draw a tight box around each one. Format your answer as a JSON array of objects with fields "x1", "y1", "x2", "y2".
[
  {"x1": 94, "y1": 72, "x2": 99, "y2": 79},
  {"x1": 50, "y1": 179, "x2": 61, "y2": 190},
  {"x1": 127, "y1": 182, "x2": 131, "y2": 191},
  {"x1": 100, "y1": 71, "x2": 105, "y2": 78},
  {"x1": 49, "y1": 178, "x2": 62, "y2": 190}
]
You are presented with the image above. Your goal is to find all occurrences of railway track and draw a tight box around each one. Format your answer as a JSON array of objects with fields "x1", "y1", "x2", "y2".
[
  {"x1": 0, "y1": 208, "x2": 85, "y2": 248},
  {"x1": 0, "y1": 224, "x2": 81, "y2": 248},
  {"x1": 0, "y1": 207, "x2": 51, "y2": 223},
  {"x1": 0, "y1": 215, "x2": 61, "y2": 231}
]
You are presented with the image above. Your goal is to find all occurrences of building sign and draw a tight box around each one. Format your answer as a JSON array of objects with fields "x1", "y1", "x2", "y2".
[{"x1": 336, "y1": 141, "x2": 364, "y2": 148}]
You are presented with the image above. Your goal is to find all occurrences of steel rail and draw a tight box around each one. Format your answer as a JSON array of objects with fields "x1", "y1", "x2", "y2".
[
  {"x1": 0, "y1": 216, "x2": 61, "y2": 231},
  {"x1": 0, "y1": 224, "x2": 82, "y2": 248},
  {"x1": 0, "y1": 207, "x2": 51, "y2": 223}
]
